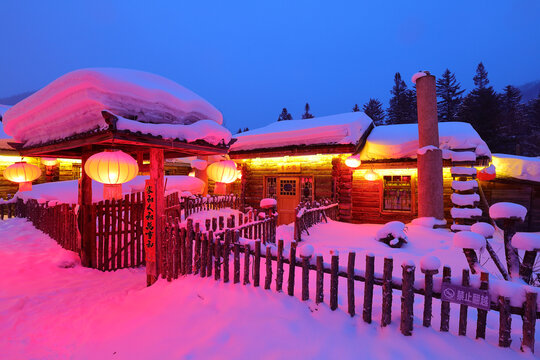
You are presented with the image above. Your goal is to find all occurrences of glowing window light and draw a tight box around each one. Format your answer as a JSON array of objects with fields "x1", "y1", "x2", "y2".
[{"x1": 41, "y1": 157, "x2": 58, "y2": 167}]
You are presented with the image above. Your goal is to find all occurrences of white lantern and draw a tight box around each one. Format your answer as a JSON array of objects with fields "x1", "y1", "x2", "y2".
[{"x1": 364, "y1": 168, "x2": 379, "y2": 181}]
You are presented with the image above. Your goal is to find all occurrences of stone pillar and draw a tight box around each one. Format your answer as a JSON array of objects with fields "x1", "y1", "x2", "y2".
[{"x1": 416, "y1": 72, "x2": 444, "y2": 220}]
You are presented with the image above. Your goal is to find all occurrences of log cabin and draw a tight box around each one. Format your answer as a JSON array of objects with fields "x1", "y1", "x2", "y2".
[{"x1": 228, "y1": 112, "x2": 540, "y2": 231}]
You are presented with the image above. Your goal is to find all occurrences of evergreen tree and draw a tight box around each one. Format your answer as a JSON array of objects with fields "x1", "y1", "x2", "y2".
[
  {"x1": 497, "y1": 85, "x2": 525, "y2": 154},
  {"x1": 243, "y1": 127, "x2": 249, "y2": 132},
  {"x1": 237, "y1": 128, "x2": 242, "y2": 134},
  {"x1": 277, "y1": 108, "x2": 293, "y2": 121},
  {"x1": 352, "y1": 104, "x2": 360, "y2": 112},
  {"x1": 522, "y1": 92, "x2": 540, "y2": 156},
  {"x1": 436, "y1": 69, "x2": 464, "y2": 121},
  {"x1": 387, "y1": 72, "x2": 417, "y2": 124},
  {"x1": 457, "y1": 63, "x2": 500, "y2": 149},
  {"x1": 362, "y1": 98, "x2": 385, "y2": 125},
  {"x1": 302, "y1": 103, "x2": 314, "y2": 119}
]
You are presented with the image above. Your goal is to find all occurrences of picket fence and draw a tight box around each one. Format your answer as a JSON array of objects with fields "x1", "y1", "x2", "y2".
[
  {"x1": 294, "y1": 200, "x2": 339, "y2": 241},
  {"x1": 158, "y1": 225, "x2": 538, "y2": 353}
]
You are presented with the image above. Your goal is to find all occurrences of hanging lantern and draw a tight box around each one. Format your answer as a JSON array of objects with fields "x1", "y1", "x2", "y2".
[
  {"x1": 41, "y1": 157, "x2": 58, "y2": 181},
  {"x1": 84, "y1": 150, "x2": 138, "y2": 200},
  {"x1": 207, "y1": 160, "x2": 237, "y2": 194},
  {"x1": 364, "y1": 168, "x2": 379, "y2": 181},
  {"x1": 345, "y1": 154, "x2": 361, "y2": 168},
  {"x1": 3, "y1": 161, "x2": 42, "y2": 191}
]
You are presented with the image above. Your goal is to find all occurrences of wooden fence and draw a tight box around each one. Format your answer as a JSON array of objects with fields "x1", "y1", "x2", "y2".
[
  {"x1": 165, "y1": 193, "x2": 240, "y2": 219},
  {"x1": 294, "y1": 200, "x2": 339, "y2": 241},
  {"x1": 158, "y1": 229, "x2": 538, "y2": 353},
  {"x1": 0, "y1": 202, "x2": 17, "y2": 220}
]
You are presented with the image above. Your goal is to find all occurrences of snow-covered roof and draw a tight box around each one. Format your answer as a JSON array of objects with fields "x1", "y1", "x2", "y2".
[
  {"x1": 0, "y1": 104, "x2": 11, "y2": 118},
  {"x1": 492, "y1": 153, "x2": 540, "y2": 183},
  {"x1": 360, "y1": 122, "x2": 491, "y2": 160},
  {"x1": 2, "y1": 68, "x2": 226, "y2": 147},
  {"x1": 0, "y1": 105, "x2": 15, "y2": 151},
  {"x1": 230, "y1": 112, "x2": 373, "y2": 152}
]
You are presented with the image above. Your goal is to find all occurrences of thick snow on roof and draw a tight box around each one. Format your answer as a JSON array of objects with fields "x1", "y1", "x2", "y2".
[
  {"x1": 0, "y1": 106, "x2": 14, "y2": 150},
  {"x1": 492, "y1": 153, "x2": 540, "y2": 183},
  {"x1": 360, "y1": 122, "x2": 491, "y2": 160},
  {"x1": 230, "y1": 112, "x2": 373, "y2": 151},
  {"x1": 3, "y1": 68, "x2": 223, "y2": 147}
]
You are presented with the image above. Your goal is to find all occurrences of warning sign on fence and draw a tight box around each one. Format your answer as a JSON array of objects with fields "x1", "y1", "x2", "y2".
[
  {"x1": 441, "y1": 283, "x2": 490, "y2": 310},
  {"x1": 143, "y1": 180, "x2": 156, "y2": 263}
]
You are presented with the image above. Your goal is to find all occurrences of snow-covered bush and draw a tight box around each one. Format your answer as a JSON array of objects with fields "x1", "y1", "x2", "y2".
[{"x1": 375, "y1": 221, "x2": 408, "y2": 248}]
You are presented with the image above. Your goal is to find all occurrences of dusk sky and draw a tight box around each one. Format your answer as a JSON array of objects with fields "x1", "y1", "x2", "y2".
[{"x1": 1, "y1": 1, "x2": 539, "y2": 132}]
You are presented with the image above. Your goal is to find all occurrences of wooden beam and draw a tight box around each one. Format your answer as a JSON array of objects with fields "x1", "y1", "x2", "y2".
[
  {"x1": 148, "y1": 148, "x2": 164, "y2": 285},
  {"x1": 79, "y1": 146, "x2": 96, "y2": 268},
  {"x1": 229, "y1": 144, "x2": 356, "y2": 159}
]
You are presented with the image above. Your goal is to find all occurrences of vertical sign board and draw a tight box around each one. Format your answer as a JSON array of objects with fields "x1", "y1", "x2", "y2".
[
  {"x1": 144, "y1": 180, "x2": 157, "y2": 274},
  {"x1": 441, "y1": 283, "x2": 490, "y2": 311}
]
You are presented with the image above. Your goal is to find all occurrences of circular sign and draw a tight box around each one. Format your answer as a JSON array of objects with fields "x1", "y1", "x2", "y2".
[{"x1": 443, "y1": 288, "x2": 455, "y2": 299}]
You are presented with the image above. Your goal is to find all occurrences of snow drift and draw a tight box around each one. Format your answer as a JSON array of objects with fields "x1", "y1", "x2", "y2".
[{"x1": 3, "y1": 68, "x2": 224, "y2": 146}]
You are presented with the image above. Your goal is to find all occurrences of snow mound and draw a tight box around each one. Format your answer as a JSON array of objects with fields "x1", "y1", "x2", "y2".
[
  {"x1": 450, "y1": 207, "x2": 482, "y2": 219},
  {"x1": 451, "y1": 193, "x2": 479, "y2": 206},
  {"x1": 470, "y1": 222, "x2": 495, "y2": 238},
  {"x1": 453, "y1": 231, "x2": 485, "y2": 249},
  {"x1": 298, "y1": 244, "x2": 315, "y2": 258},
  {"x1": 511, "y1": 232, "x2": 540, "y2": 251},
  {"x1": 3, "y1": 68, "x2": 223, "y2": 146},
  {"x1": 417, "y1": 145, "x2": 439, "y2": 155},
  {"x1": 411, "y1": 71, "x2": 428, "y2": 84},
  {"x1": 450, "y1": 151, "x2": 476, "y2": 162},
  {"x1": 450, "y1": 224, "x2": 471, "y2": 232},
  {"x1": 419, "y1": 255, "x2": 441, "y2": 271},
  {"x1": 376, "y1": 221, "x2": 408, "y2": 248},
  {"x1": 230, "y1": 112, "x2": 373, "y2": 151},
  {"x1": 115, "y1": 115, "x2": 231, "y2": 146},
  {"x1": 360, "y1": 122, "x2": 491, "y2": 160},
  {"x1": 410, "y1": 217, "x2": 446, "y2": 228},
  {"x1": 260, "y1": 198, "x2": 277, "y2": 209},
  {"x1": 451, "y1": 180, "x2": 478, "y2": 191},
  {"x1": 190, "y1": 159, "x2": 208, "y2": 171},
  {"x1": 489, "y1": 202, "x2": 527, "y2": 221},
  {"x1": 492, "y1": 153, "x2": 540, "y2": 183},
  {"x1": 451, "y1": 167, "x2": 477, "y2": 176}
]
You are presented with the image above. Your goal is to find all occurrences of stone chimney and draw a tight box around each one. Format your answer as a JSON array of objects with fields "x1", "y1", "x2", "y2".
[{"x1": 415, "y1": 71, "x2": 444, "y2": 220}]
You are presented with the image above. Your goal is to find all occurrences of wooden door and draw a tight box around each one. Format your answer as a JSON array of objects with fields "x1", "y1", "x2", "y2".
[{"x1": 277, "y1": 177, "x2": 300, "y2": 225}]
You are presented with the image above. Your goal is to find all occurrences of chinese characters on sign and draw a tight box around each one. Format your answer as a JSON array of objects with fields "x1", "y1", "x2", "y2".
[
  {"x1": 441, "y1": 283, "x2": 490, "y2": 311},
  {"x1": 144, "y1": 180, "x2": 156, "y2": 263}
]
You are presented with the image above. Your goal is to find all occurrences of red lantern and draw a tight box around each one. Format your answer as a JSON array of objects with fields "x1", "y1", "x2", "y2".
[
  {"x1": 3, "y1": 161, "x2": 42, "y2": 191},
  {"x1": 206, "y1": 160, "x2": 237, "y2": 194}
]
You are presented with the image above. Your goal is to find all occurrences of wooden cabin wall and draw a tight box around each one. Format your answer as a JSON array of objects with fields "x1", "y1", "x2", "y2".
[{"x1": 238, "y1": 156, "x2": 335, "y2": 212}]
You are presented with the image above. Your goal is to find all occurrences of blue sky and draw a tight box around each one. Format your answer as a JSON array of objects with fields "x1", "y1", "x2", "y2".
[{"x1": 1, "y1": 1, "x2": 539, "y2": 132}]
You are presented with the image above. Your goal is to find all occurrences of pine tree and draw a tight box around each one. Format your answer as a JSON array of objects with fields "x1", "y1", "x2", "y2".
[
  {"x1": 457, "y1": 63, "x2": 500, "y2": 149},
  {"x1": 243, "y1": 127, "x2": 249, "y2": 132},
  {"x1": 387, "y1": 72, "x2": 417, "y2": 124},
  {"x1": 436, "y1": 69, "x2": 464, "y2": 122},
  {"x1": 237, "y1": 128, "x2": 242, "y2": 134},
  {"x1": 302, "y1": 103, "x2": 314, "y2": 119},
  {"x1": 352, "y1": 104, "x2": 360, "y2": 112},
  {"x1": 497, "y1": 85, "x2": 525, "y2": 154},
  {"x1": 277, "y1": 108, "x2": 293, "y2": 121},
  {"x1": 362, "y1": 98, "x2": 385, "y2": 125},
  {"x1": 522, "y1": 92, "x2": 540, "y2": 156}
]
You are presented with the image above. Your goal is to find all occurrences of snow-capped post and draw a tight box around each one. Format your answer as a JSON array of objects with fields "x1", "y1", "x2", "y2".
[
  {"x1": 498, "y1": 296, "x2": 512, "y2": 347},
  {"x1": 400, "y1": 260, "x2": 415, "y2": 336},
  {"x1": 420, "y1": 256, "x2": 440, "y2": 328},
  {"x1": 381, "y1": 257, "x2": 393, "y2": 327},
  {"x1": 414, "y1": 71, "x2": 444, "y2": 221},
  {"x1": 347, "y1": 252, "x2": 356, "y2": 317},
  {"x1": 453, "y1": 231, "x2": 485, "y2": 274},
  {"x1": 254, "y1": 240, "x2": 261, "y2": 287},
  {"x1": 522, "y1": 291, "x2": 537, "y2": 353},
  {"x1": 489, "y1": 202, "x2": 528, "y2": 280},
  {"x1": 316, "y1": 255, "x2": 324, "y2": 304},
  {"x1": 330, "y1": 252, "x2": 339, "y2": 311},
  {"x1": 299, "y1": 244, "x2": 314, "y2": 301},
  {"x1": 512, "y1": 233, "x2": 540, "y2": 284},
  {"x1": 264, "y1": 245, "x2": 272, "y2": 290},
  {"x1": 288, "y1": 242, "x2": 297, "y2": 296}
]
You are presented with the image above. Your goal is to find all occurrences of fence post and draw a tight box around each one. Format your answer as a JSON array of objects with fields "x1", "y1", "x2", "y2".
[
  {"x1": 276, "y1": 240, "x2": 284, "y2": 292},
  {"x1": 316, "y1": 255, "x2": 324, "y2": 304},
  {"x1": 223, "y1": 230, "x2": 231, "y2": 283},
  {"x1": 201, "y1": 233, "x2": 208, "y2": 278},
  {"x1": 421, "y1": 267, "x2": 438, "y2": 328},
  {"x1": 254, "y1": 240, "x2": 261, "y2": 287},
  {"x1": 301, "y1": 253, "x2": 311, "y2": 301},
  {"x1": 475, "y1": 272, "x2": 489, "y2": 339},
  {"x1": 347, "y1": 252, "x2": 356, "y2": 317},
  {"x1": 459, "y1": 269, "x2": 470, "y2": 336},
  {"x1": 498, "y1": 296, "x2": 512, "y2": 348},
  {"x1": 243, "y1": 244, "x2": 251, "y2": 285},
  {"x1": 381, "y1": 257, "x2": 393, "y2": 327},
  {"x1": 363, "y1": 254, "x2": 375, "y2": 323},
  {"x1": 440, "y1": 266, "x2": 451, "y2": 332},
  {"x1": 265, "y1": 245, "x2": 273, "y2": 290},
  {"x1": 400, "y1": 261, "x2": 415, "y2": 336},
  {"x1": 288, "y1": 242, "x2": 297, "y2": 296},
  {"x1": 330, "y1": 253, "x2": 339, "y2": 311},
  {"x1": 234, "y1": 243, "x2": 240, "y2": 284},
  {"x1": 214, "y1": 236, "x2": 221, "y2": 280},
  {"x1": 522, "y1": 291, "x2": 537, "y2": 353},
  {"x1": 207, "y1": 231, "x2": 214, "y2": 277}
]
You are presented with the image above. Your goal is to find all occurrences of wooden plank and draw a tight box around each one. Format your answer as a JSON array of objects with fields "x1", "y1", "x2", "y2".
[
  {"x1": 440, "y1": 266, "x2": 451, "y2": 332},
  {"x1": 381, "y1": 257, "x2": 393, "y2": 327},
  {"x1": 276, "y1": 240, "x2": 284, "y2": 292},
  {"x1": 265, "y1": 245, "x2": 272, "y2": 290},
  {"x1": 347, "y1": 252, "x2": 355, "y2": 317},
  {"x1": 459, "y1": 269, "x2": 470, "y2": 336},
  {"x1": 400, "y1": 262, "x2": 415, "y2": 336},
  {"x1": 254, "y1": 240, "x2": 261, "y2": 287},
  {"x1": 330, "y1": 254, "x2": 339, "y2": 311},
  {"x1": 287, "y1": 243, "x2": 297, "y2": 296},
  {"x1": 476, "y1": 272, "x2": 489, "y2": 339},
  {"x1": 363, "y1": 254, "x2": 374, "y2": 323}
]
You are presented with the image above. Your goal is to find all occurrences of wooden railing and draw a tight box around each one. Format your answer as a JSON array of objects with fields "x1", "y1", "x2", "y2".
[
  {"x1": 157, "y1": 231, "x2": 538, "y2": 353},
  {"x1": 165, "y1": 193, "x2": 240, "y2": 219},
  {"x1": 294, "y1": 199, "x2": 339, "y2": 241}
]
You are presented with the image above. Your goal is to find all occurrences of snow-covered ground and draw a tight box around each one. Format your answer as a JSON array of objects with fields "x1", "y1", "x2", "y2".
[{"x1": 0, "y1": 218, "x2": 535, "y2": 359}]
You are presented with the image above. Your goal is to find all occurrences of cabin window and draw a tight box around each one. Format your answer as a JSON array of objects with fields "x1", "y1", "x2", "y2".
[
  {"x1": 382, "y1": 175, "x2": 412, "y2": 212},
  {"x1": 265, "y1": 177, "x2": 277, "y2": 198},
  {"x1": 279, "y1": 179, "x2": 297, "y2": 196},
  {"x1": 300, "y1": 176, "x2": 313, "y2": 202}
]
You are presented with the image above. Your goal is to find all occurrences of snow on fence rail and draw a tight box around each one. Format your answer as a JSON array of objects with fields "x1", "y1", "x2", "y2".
[
  {"x1": 294, "y1": 199, "x2": 339, "y2": 241},
  {"x1": 165, "y1": 193, "x2": 240, "y2": 219},
  {"x1": 158, "y1": 232, "x2": 539, "y2": 353}
]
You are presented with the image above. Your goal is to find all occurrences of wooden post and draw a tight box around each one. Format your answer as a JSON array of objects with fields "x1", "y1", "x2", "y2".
[
  {"x1": 201, "y1": 234, "x2": 208, "y2": 277},
  {"x1": 421, "y1": 268, "x2": 438, "y2": 328},
  {"x1": 330, "y1": 254, "x2": 339, "y2": 311},
  {"x1": 522, "y1": 291, "x2": 537, "y2": 353},
  {"x1": 476, "y1": 272, "x2": 489, "y2": 339},
  {"x1": 498, "y1": 296, "x2": 512, "y2": 348},
  {"x1": 148, "y1": 148, "x2": 164, "y2": 285},
  {"x1": 207, "y1": 232, "x2": 214, "y2": 277},
  {"x1": 363, "y1": 254, "x2": 374, "y2": 323},
  {"x1": 80, "y1": 147, "x2": 96, "y2": 268},
  {"x1": 381, "y1": 257, "x2": 393, "y2": 327},
  {"x1": 400, "y1": 262, "x2": 415, "y2": 336},
  {"x1": 316, "y1": 255, "x2": 324, "y2": 304},
  {"x1": 223, "y1": 230, "x2": 231, "y2": 283},
  {"x1": 265, "y1": 245, "x2": 272, "y2": 290},
  {"x1": 459, "y1": 269, "x2": 470, "y2": 336},
  {"x1": 214, "y1": 236, "x2": 221, "y2": 280},
  {"x1": 301, "y1": 255, "x2": 310, "y2": 301},
  {"x1": 233, "y1": 243, "x2": 240, "y2": 284},
  {"x1": 347, "y1": 252, "x2": 355, "y2": 317},
  {"x1": 254, "y1": 240, "x2": 261, "y2": 287},
  {"x1": 288, "y1": 242, "x2": 297, "y2": 296},
  {"x1": 243, "y1": 244, "x2": 250, "y2": 285},
  {"x1": 276, "y1": 240, "x2": 284, "y2": 292},
  {"x1": 440, "y1": 266, "x2": 451, "y2": 332}
]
